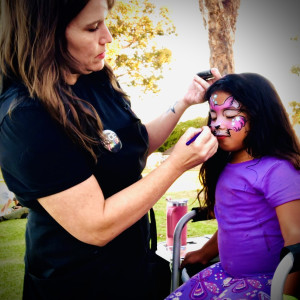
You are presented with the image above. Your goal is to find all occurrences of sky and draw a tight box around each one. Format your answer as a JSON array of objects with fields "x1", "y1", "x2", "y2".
[{"x1": 124, "y1": 0, "x2": 300, "y2": 136}]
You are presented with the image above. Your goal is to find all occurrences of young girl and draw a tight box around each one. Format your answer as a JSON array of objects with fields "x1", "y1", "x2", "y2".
[{"x1": 166, "y1": 73, "x2": 300, "y2": 299}]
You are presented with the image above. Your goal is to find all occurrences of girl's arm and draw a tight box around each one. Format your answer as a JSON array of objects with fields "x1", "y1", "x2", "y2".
[
  {"x1": 276, "y1": 199, "x2": 300, "y2": 298},
  {"x1": 145, "y1": 68, "x2": 221, "y2": 154},
  {"x1": 38, "y1": 127, "x2": 218, "y2": 247}
]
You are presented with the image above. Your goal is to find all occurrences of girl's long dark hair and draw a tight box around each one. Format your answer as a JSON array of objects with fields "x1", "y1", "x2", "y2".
[
  {"x1": 0, "y1": 0, "x2": 127, "y2": 161},
  {"x1": 198, "y1": 73, "x2": 300, "y2": 216}
]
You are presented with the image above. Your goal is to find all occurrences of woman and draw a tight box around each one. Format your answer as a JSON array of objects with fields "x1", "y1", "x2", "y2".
[{"x1": 0, "y1": 0, "x2": 219, "y2": 299}]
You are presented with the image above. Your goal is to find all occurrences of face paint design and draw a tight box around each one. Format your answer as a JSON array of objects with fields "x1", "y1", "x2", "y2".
[
  {"x1": 209, "y1": 95, "x2": 247, "y2": 137},
  {"x1": 103, "y1": 130, "x2": 122, "y2": 153}
]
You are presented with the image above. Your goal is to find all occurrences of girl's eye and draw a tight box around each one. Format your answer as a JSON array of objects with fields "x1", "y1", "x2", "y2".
[{"x1": 224, "y1": 110, "x2": 239, "y2": 118}]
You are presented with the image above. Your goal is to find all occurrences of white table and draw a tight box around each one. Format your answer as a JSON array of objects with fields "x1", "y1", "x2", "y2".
[{"x1": 156, "y1": 235, "x2": 213, "y2": 262}]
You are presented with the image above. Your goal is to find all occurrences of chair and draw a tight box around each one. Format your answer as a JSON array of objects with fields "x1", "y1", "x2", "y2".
[
  {"x1": 271, "y1": 243, "x2": 300, "y2": 300},
  {"x1": 171, "y1": 208, "x2": 300, "y2": 300},
  {"x1": 171, "y1": 207, "x2": 216, "y2": 291}
]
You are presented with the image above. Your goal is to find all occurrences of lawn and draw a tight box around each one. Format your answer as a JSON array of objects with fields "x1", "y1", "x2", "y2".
[
  {"x1": 0, "y1": 170, "x2": 217, "y2": 300},
  {"x1": 0, "y1": 219, "x2": 26, "y2": 300}
]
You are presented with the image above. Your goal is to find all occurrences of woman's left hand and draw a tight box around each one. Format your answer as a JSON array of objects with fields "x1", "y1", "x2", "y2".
[{"x1": 182, "y1": 68, "x2": 222, "y2": 107}]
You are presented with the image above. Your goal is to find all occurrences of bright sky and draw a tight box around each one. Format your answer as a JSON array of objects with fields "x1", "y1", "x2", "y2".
[{"x1": 124, "y1": 0, "x2": 300, "y2": 136}]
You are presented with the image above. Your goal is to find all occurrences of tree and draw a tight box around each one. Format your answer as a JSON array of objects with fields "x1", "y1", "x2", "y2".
[
  {"x1": 198, "y1": 0, "x2": 240, "y2": 75},
  {"x1": 106, "y1": 0, "x2": 176, "y2": 93},
  {"x1": 289, "y1": 101, "x2": 300, "y2": 126},
  {"x1": 289, "y1": 36, "x2": 300, "y2": 126},
  {"x1": 290, "y1": 36, "x2": 300, "y2": 77}
]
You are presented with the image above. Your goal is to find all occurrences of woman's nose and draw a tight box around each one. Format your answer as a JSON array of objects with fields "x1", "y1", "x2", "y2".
[{"x1": 99, "y1": 25, "x2": 113, "y2": 45}]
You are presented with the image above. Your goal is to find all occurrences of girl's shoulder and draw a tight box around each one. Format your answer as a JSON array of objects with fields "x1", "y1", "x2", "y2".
[
  {"x1": 226, "y1": 156, "x2": 299, "y2": 182},
  {"x1": 259, "y1": 157, "x2": 300, "y2": 207},
  {"x1": 234, "y1": 156, "x2": 297, "y2": 171},
  {"x1": 259, "y1": 156, "x2": 298, "y2": 172}
]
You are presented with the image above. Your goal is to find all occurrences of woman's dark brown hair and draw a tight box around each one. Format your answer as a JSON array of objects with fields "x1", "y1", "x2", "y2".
[{"x1": 0, "y1": 0, "x2": 126, "y2": 161}]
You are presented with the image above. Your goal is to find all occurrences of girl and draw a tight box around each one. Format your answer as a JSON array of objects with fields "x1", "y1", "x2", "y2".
[{"x1": 166, "y1": 73, "x2": 300, "y2": 299}]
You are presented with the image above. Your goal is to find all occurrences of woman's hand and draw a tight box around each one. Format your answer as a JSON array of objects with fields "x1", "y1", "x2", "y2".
[
  {"x1": 181, "y1": 68, "x2": 222, "y2": 107},
  {"x1": 167, "y1": 126, "x2": 218, "y2": 174}
]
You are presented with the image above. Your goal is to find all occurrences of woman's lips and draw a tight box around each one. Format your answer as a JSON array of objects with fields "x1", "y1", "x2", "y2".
[{"x1": 96, "y1": 52, "x2": 105, "y2": 59}]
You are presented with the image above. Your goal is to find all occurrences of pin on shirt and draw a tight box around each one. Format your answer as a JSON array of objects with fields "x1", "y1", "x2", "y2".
[{"x1": 103, "y1": 130, "x2": 122, "y2": 153}]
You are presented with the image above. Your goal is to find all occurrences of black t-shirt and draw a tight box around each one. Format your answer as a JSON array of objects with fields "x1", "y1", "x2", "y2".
[{"x1": 0, "y1": 71, "x2": 151, "y2": 299}]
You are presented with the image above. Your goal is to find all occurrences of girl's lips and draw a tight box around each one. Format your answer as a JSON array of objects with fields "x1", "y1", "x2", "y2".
[{"x1": 216, "y1": 136, "x2": 228, "y2": 140}]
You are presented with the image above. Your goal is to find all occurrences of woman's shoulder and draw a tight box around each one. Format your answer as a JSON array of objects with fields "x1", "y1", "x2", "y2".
[
  {"x1": 0, "y1": 83, "x2": 46, "y2": 127},
  {"x1": 1, "y1": 82, "x2": 41, "y2": 116}
]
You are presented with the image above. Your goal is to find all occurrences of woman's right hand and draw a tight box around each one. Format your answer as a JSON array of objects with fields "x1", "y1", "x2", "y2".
[{"x1": 168, "y1": 126, "x2": 218, "y2": 174}]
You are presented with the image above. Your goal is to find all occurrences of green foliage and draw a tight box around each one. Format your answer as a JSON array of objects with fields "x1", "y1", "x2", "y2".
[
  {"x1": 289, "y1": 36, "x2": 300, "y2": 125},
  {"x1": 289, "y1": 36, "x2": 300, "y2": 126},
  {"x1": 106, "y1": 0, "x2": 176, "y2": 93},
  {"x1": 289, "y1": 101, "x2": 300, "y2": 125},
  {"x1": 157, "y1": 117, "x2": 208, "y2": 152},
  {"x1": 291, "y1": 65, "x2": 300, "y2": 77}
]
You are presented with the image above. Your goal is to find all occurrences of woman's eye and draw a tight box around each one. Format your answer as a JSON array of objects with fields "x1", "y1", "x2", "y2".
[
  {"x1": 88, "y1": 27, "x2": 98, "y2": 32},
  {"x1": 88, "y1": 24, "x2": 99, "y2": 32}
]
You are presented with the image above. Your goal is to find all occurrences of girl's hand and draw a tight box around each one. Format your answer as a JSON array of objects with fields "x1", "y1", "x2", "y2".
[
  {"x1": 181, "y1": 231, "x2": 219, "y2": 269},
  {"x1": 181, "y1": 249, "x2": 207, "y2": 268},
  {"x1": 181, "y1": 68, "x2": 222, "y2": 107}
]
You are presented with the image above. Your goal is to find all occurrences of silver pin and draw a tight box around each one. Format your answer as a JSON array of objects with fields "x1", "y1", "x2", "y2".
[{"x1": 103, "y1": 130, "x2": 122, "y2": 153}]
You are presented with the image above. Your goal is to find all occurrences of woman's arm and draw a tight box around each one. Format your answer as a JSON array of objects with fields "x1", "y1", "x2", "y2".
[
  {"x1": 276, "y1": 199, "x2": 300, "y2": 298},
  {"x1": 38, "y1": 126, "x2": 218, "y2": 247},
  {"x1": 145, "y1": 69, "x2": 221, "y2": 154}
]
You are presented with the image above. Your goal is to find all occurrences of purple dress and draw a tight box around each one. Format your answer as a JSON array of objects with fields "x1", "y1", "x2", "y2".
[{"x1": 166, "y1": 157, "x2": 300, "y2": 299}]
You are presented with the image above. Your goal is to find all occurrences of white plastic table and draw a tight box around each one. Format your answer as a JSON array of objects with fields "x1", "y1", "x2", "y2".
[{"x1": 156, "y1": 235, "x2": 212, "y2": 262}]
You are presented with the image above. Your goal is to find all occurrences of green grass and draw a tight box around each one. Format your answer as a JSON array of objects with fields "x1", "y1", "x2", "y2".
[
  {"x1": 0, "y1": 219, "x2": 26, "y2": 300},
  {"x1": 154, "y1": 190, "x2": 217, "y2": 242},
  {"x1": 0, "y1": 190, "x2": 217, "y2": 300}
]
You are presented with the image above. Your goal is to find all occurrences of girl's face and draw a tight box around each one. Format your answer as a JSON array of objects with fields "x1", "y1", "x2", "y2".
[
  {"x1": 65, "y1": 0, "x2": 112, "y2": 83},
  {"x1": 209, "y1": 91, "x2": 250, "y2": 154}
]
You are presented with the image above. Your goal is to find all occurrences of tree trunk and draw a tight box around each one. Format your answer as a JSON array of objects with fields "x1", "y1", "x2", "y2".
[{"x1": 199, "y1": 0, "x2": 240, "y2": 75}]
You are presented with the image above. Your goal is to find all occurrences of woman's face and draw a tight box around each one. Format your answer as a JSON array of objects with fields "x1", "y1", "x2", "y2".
[
  {"x1": 209, "y1": 91, "x2": 249, "y2": 153},
  {"x1": 65, "y1": 0, "x2": 112, "y2": 82}
]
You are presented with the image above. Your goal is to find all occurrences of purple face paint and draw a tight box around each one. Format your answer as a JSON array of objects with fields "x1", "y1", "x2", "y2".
[{"x1": 209, "y1": 95, "x2": 247, "y2": 137}]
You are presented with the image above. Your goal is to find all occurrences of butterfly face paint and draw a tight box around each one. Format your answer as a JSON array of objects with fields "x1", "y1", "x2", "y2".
[{"x1": 209, "y1": 94, "x2": 247, "y2": 137}]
